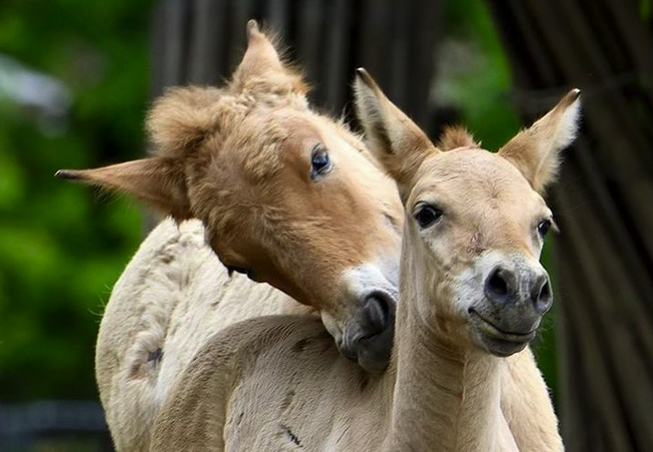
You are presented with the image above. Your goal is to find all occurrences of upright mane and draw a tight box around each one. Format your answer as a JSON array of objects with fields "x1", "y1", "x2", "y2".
[{"x1": 437, "y1": 125, "x2": 480, "y2": 151}]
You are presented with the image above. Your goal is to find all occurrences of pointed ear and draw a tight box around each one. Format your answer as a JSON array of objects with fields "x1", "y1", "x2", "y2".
[
  {"x1": 498, "y1": 89, "x2": 581, "y2": 193},
  {"x1": 354, "y1": 68, "x2": 438, "y2": 201},
  {"x1": 230, "y1": 20, "x2": 308, "y2": 97},
  {"x1": 55, "y1": 158, "x2": 191, "y2": 220}
]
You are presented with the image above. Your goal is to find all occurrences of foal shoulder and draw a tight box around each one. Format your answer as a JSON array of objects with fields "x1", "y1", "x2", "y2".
[{"x1": 151, "y1": 315, "x2": 328, "y2": 452}]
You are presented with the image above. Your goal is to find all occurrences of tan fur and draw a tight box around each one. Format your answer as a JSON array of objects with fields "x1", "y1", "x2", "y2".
[
  {"x1": 438, "y1": 125, "x2": 480, "y2": 151},
  {"x1": 58, "y1": 22, "x2": 403, "y2": 355},
  {"x1": 498, "y1": 89, "x2": 581, "y2": 193},
  {"x1": 353, "y1": 69, "x2": 437, "y2": 202},
  {"x1": 95, "y1": 219, "x2": 311, "y2": 452},
  {"x1": 85, "y1": 23, "x2": 404, "y2": 451},
  {"x1": 148, "y1": 73, "x2": 580, "y2": 451}
]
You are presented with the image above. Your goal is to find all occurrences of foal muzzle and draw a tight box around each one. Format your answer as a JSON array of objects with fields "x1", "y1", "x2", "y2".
[{"x1": 338, "y1": 291, "x2": 396, "y2": 373}]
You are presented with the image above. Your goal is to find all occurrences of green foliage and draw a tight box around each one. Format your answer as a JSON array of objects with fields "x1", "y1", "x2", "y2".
[
  {"x1": 0, "y1": 0, "x2": 153, "y2": 401},
  {"x1": 641, "y1": 0, "x2": 652, "y2": 20},
  {"x1": 439, "y1": 0, "x2": 521, "y2": 151}
]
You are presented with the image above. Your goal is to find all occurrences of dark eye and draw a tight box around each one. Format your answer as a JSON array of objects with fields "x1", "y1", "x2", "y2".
[
  {"x1": 413, "y1": 203, "x2": 442, "y2": 229},
  {"x1": 311, "y1": 145, "x2": 332, "y2": 179},
  {"x1": 537, "y1": 219, "x2": 552, "y2": 237}
]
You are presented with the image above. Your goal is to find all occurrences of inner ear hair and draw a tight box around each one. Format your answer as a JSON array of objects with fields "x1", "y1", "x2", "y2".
[{"x1": 498, "y1": 88, "x2": 581, "y2": 193}]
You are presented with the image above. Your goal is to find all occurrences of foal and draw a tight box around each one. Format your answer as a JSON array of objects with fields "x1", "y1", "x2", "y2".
[{"x1": 147, "y1": 70, "x2": 579, "y2": 451}]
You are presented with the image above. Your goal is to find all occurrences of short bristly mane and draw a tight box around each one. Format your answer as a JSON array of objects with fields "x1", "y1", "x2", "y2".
[{"x1": 437, "y1": 125, "x2": 480, "y2": 151}]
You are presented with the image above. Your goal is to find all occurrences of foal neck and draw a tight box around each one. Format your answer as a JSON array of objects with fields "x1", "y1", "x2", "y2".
[{"x1": 386, "y1": 259, "x2": 510, "y2": 451}]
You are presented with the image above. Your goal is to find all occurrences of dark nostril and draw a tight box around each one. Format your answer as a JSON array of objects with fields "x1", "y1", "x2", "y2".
[
  {"x1": 361, "y1": 293, "x2": 392, "y2": 335},
  {"x1": 539, "y1": 280, "x2": 551, "y2": 300},
  {"x1": 487, "y1": 269, "x2": 508, "y2": 296},
  {"x1": 533, "y1": 278, "x2": 553, "y2": 313},
  {"x1": 356, "y1": 293, "x2": 396, "y2": 373},
  {"x1": 484, "y1": 267, "x2": 513, "y2": 306}
]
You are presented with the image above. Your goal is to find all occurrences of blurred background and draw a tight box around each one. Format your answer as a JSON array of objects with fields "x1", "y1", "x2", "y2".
[{"x1": 0, "y1": 0, "x2": 651, "y2": 451}]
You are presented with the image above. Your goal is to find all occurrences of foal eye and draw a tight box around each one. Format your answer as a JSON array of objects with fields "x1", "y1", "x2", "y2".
[
  {"x1": 311, "y1": 145, "x2": 332, "y2": 179},
  {"x1": 413, "y1": 203, "x2": 442, "y2": 229},
  {"x1": 537, "y1": 219, "x2": 552, "y2": 238}
]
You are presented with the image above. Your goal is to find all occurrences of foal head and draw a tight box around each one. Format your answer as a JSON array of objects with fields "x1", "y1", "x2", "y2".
[
  {"x1": 355, "y1": 69, "x2": 580, "y2": 356},
  {"x1": 57, "y1": 22, "x2": 402, "y2": 372}
]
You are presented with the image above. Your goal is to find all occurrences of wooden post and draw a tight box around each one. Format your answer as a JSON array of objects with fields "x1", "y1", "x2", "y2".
[{"x1": 149, "y1": 0, "x2": 443, "y2": 129}]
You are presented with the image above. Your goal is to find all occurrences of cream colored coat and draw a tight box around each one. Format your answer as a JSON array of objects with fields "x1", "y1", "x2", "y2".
[
  {"x1": 97, "y1": 219, "x2": 561, "y2": 452},
  {"x1": 96, "y1": 218, "x2": 310, "y2": 452}
]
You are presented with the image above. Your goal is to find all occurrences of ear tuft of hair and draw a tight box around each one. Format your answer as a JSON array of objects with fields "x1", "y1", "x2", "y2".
[
  {"x1": 246, "y1": 19, "x2": 261, "y2": 38},
  {"x1": 54, "y1": 169, "x2": 82, "y2": 180},
  {"x1": 437, "y1": 126, "x2": 479, "y2": 151},
  {"x1": 546, "y1": 89, "x2": 582, "y2": 153},
  {"x1": 146, "y1": 86, "x2": 225, "y2": 159}
]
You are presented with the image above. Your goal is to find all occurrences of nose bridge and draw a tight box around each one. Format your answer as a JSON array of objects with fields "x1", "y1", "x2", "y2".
[
  {"x1": 501, "y1": 251, "x2": 549, "y2": 306},
  {"x1": 490, "y1": 222, "x2": 531, "y2": 254},
  {"x1": 480, "y1": 198, "x2": 533, "y2": 252},
  {"x1": 508, "y1": 252, "x2": 548, "y2": 294},
  {"x1": 366, "y1": 204, "x2": 403, "y2": 261}
]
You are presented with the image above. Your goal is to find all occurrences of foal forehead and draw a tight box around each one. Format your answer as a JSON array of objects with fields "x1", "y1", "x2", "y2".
[
  {"x1": 412, "y1": 148, "x2": 543, "y2": 207},
  {"x1": 239, "y1": 107, "x2": 365, "y2": 158},
  {"x1": 238, "y1": 108, "x2": 328, "y2": 148},
  {"x1": 221, "y1": 107, "x2": 359, "y2": 182},
  {"x1": 220, "y1": 109, "x2": 315, "y2": 174}
]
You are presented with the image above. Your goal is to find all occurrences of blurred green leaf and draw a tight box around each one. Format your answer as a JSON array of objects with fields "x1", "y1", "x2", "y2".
[{"x1": 0, "y1": 0, "x2": 152, "y2": 401}]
